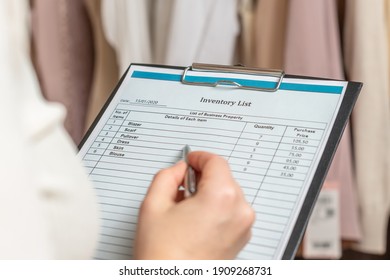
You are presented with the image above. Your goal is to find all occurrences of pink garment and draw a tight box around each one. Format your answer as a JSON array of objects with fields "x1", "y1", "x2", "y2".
[
  {"x1": 284, "y1": 0, "x2": 362, "y2": 241},
  {"x1": 31, "y1": 0, "x2": 94, "y2": 144}
]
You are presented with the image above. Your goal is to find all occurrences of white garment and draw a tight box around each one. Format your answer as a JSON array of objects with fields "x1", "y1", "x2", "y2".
[
  {"x1": 101, "y1": 0, "x2": 152, "y2": 74},
  {"x1": 0, "y1": 0, "x2": 99, "y2": 259},
  {"x1": 161, "y1": 0, "x2": 239, "y2": 66},
  {"x1": 344, "y1": 0, "x2": 390, "y2": 254},
  {"x1": 152, "y1": 0, "x2": 174, "y2": 64}
]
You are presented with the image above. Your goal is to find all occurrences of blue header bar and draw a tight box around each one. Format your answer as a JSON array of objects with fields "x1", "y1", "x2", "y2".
[{"x1": 131, "y1": 70, "x2": 343, "y2": 94}]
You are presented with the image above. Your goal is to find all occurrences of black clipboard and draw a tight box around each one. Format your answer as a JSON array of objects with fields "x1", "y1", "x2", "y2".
[
  {"x1": 281, "y1": 77, "x2": 362, "y2": 259},
  {"x1": 79, "y1": 63, "x2": 362, "y2": 260}
]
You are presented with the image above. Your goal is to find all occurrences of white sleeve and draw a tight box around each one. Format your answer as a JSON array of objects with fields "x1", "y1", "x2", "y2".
[{"x1": 0, "y1": 0, "x2": 99, "y2": 259}]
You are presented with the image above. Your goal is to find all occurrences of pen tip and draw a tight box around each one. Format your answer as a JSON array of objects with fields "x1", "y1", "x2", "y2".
[
  {"x1": 184, "y1": 144, "x2": 191, "y2": 153},
  {"x1": 183, "y1": 145, "x2": 191, "y2": 164}
]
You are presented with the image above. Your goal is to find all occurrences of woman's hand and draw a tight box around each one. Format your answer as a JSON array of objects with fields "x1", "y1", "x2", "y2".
[{"x1": 134, "y1": 151, "x2": 255, "y2": 259}]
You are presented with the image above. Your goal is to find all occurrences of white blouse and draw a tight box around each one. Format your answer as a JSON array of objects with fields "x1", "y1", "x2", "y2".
[
  {"x1": 0, "y1": 0, "x2": 99, "y2": 259},
  {"x1": 162, "y1": 0, "x2": 239, "y2": 66}
]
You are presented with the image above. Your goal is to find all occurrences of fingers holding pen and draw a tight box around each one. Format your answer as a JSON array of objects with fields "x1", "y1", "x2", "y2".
[
  {"x1": 136, "y1": 151, "x2": 255, "y2": 259},
  {"x1": 188, "y1": 151, "x2": 255, "y2": 236},
  {"x1": 143, "y1": 160, "x2": 187, "y2": 212}
]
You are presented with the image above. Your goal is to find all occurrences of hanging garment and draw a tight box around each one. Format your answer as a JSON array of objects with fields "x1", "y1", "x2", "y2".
[
  {"x1": 101, "y1": 0, "x2": 152, "y2": 74},
  {"x1": 344, "y1": 0, "x2": 390, "y2": 254},
  {"x1": 152, "y1": 0, "x2": 175, "y2": 64},
  {"x1": 284, "y1": 0, "x2": 362, "y2": 243},
  {"x1": 253, "y1": 0, "x2": 288, "y2": 69},
  {"x1": 387, "y1": 0, "x2": 390, "y2": 101},
  {"x1": 0, "y1": 0, "x2": 99, "y2": 259},
  {"x1": 160, "y1": 0, "x2": 239, "y2": 66},
  {"x1": 237, "y1": 0, "x2": 255, "y2": 67},
  {"x1": 84, "y1": 0, "x2": 119, "y2": 130},
  {"x1": 31, "y1": 0, "x2": 94, "y2": 145}
]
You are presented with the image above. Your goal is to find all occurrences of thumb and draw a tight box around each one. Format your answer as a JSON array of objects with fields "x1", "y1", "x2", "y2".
[{"x1": 143, "y1": 161, "x2": 187, "y2": 211}]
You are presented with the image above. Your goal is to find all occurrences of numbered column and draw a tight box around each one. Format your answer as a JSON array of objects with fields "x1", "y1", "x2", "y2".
[
  {"x1": 230, "y1": 123, "x2": 287, "y2": 259},
  {"x1": 228, "y1": 123, "x2": 286, "y2": 203},
  {"x1": 260, "y1": 126, "x2": 324, "y2": 206},
  {"x1": 82, "y1": 109, "x2": 129, "y2": 174}
]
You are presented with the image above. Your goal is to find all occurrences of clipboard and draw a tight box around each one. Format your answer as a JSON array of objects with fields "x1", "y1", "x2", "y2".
[{"x1": 78, "y1": 63, "x2": 362, "y2": 260}]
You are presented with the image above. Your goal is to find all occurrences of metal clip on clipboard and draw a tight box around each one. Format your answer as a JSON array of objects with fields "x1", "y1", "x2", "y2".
[{"x1": 181, "y1": 63, "x2": 285, "y2": 92}]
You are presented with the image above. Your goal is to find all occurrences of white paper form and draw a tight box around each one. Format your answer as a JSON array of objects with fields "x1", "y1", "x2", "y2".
[{"x1": 78, "y1": 65, "x2": 348, "y2": 260}]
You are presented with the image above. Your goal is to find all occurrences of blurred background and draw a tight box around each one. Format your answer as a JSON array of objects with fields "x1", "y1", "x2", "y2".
[{"x1": 3, "y1": 0, "x2": 390, "y2": 259}]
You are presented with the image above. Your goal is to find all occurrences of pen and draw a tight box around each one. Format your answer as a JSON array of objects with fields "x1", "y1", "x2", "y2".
[{"x1": 183, "y1": 145, "x2": 197, "y2": 197}]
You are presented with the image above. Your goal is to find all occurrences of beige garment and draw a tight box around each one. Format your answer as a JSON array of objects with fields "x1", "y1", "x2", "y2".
[
  {"x1": 84, "y1": 0, "x2": 119, "y2": 130},
  {"x1": 0, "y1": 0, "x2": 99, "y2": 259},
  {"x1": 284, "y1": 0, "x2": 361, "y2": 244},
  {"x1": 152, "y1": 0, "x2": 175, "y2": 64},
  {"x1": 387, "y1": 0, "x2": 390, "y2": 98},
  {"x1": 238, "y1": 0, "x2": 255, "y2": 67},
  {"x1": 253, "y1": 0, "x2": 288, "y2": 69},
  {"x1": 344, "y1": 0, "x2": 390, "y2": 254},
  {"x1": 31, "y1": 0, "x2": 94, "y2": 145}
]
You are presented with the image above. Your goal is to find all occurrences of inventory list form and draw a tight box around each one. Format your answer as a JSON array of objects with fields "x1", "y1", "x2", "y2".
[{"x1": 78, "y1": 65, "x2": 348, "y2": 260}]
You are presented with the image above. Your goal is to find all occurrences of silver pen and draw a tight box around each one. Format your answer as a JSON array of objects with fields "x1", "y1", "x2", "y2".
[{"x1": 183, "y1": 145, "x2": 197, "y2": 196}]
